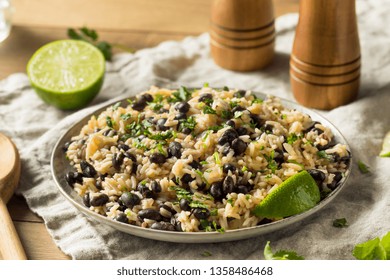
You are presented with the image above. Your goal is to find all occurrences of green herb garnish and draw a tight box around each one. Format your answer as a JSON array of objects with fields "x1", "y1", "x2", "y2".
[
  {"x1": 317, "y1": 151, "x2": 333, "y2": 160},
  {"x1": 179, "y1": 116, "x2": 197, "y2": 131},
  {"x1": 357, "y1": 160, "x2": 370, "y2": 174},
  {"x1": 201, "y1": 251, "x2": 212, "y2": 257},
  {"x1": 202, "y1": 105, "x2": 217, "y2": 115},
  {"x1": 106, "y1": 116, "x2": 114, "y2": 128},
  {"x1": 213, "y1": 152, "x2": 221, "y2": 165},
  {"x1": 220, "y1": 110, "x2": 232, "y2": 119},
  {"x1": 149, "y1": 130, "x2": 174, "y2": 141},
  {"x1": 234, "y1": 111, "x2": 244, "y2": 119},
  {"x1": 120, "y1": 113, "x2": 132, "y2": 121},
  {"x1": 287, "y1": 133, "x2": 300, "y2": 145},
  {"x1": 333, "y1": 218, "x2": 348, "y2": 228},
  {"x1": 252, "y1": 98, "x2": 263, "y2": 104},
  {"x1": 111, "y1": 102, "x2": 121, "y2": 111},
  {"x1": 353, "y1": 232, "x2": 390, "y2": 260},
  {"x1": 263, "y1": 241, "x2": 305, "y2": 260}
]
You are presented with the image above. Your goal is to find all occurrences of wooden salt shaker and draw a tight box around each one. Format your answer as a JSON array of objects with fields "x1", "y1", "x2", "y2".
[
  {"x1": 210, "y1": 0, "x2": 275, "y2": 71},
  {"x1": 290, "y1": 0, "x2": 361, "y2": 110}
]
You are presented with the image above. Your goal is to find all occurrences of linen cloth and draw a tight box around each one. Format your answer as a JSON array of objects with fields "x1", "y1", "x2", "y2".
[{"x1": 1, "y1": 0, "x2": 389, "y2": 259}]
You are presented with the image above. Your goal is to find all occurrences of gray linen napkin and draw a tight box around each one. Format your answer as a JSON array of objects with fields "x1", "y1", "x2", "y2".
[{"x1": 1, "y1": 0, "x2": 390, "y2": 259}]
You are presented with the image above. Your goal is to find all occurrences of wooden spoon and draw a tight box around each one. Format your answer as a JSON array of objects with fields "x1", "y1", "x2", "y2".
[{"x1": 0, "y1": 133, "x2": 27, "y2": 260}]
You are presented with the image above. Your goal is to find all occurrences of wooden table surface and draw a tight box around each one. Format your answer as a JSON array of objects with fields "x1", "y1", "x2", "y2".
[{"x1": 0, "y1": 0, "x2": 299, "y2": 260}]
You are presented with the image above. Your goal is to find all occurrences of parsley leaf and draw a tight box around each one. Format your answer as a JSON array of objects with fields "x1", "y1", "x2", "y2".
[
  {"x1": 264, "y1": 241, "x2": 305, "y2": 260},
  {"x1": 333, "y1": 218, "x2": 348, "y2": 228},
  {"x1": 353, "y1": 232, "x2": 390, "y2": 260},
  {"x1": 357, "y1": 160, "x2": 370, "y2": 174}
]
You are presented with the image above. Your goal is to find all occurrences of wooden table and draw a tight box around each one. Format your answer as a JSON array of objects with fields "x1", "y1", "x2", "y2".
[{"x1": 1, "y1": 0, "x2": 299, "y2": 260}]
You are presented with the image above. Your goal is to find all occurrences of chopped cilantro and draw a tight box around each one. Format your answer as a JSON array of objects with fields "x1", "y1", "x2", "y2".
[
  {"x1": 195, "y1": 170, "x2": 209, "y2": 187},
  {"x1": 126, "y1": 98, "x2": 133, "y2": 105},
  {"x1": 252, "y1": 98, "x2": 263, "y2": 104},
  {"x1": 264, "y1": 241, "x2": 305, "y2": 260},
  {"x1": 357, "y1": 160, "x2": 370, "y2": 174},
  {"x1": 148, "y1": 94, "x2": 164, "y2": 112},
  {"x1": 203, "y1": 82, "x2": 210, "y2": 88},
  {"x1": 169, "y1": 86, "x2": 193, "y2": 103},
  {"x1": 179, "y1": 116, "x2": 197, "y2": 131},
  {"x1": 223, "y1": 86, "x2": 229, "y2": 91},
  {"x1": 229, "y1": 101, "x2": 239, "y2": 108},
  {"x1": 353, "y1": 231, "x2": 390, "y2": 260},
  {"x1": 170, "y1": 186, "x2": 192, "y2": 201},
  {"x1": 227, "y1": 198, "x2": 234, "y2": 205},
  {"x1": 333, "y1": 218, "x2": 348, "y2": 228},
  {"x1": 265, "y1": 150, "x2": 278, "y2": 173},
  {"x1": 112, "y1": 101, "x2": 121, "y2": 111},
  {"x1": 208, "y1": 125, "x2": 223, "y2": 132},
  {"x1": 202, "y1": 105, "x2": 217, "y2": 114},
  {"x1": 149, "y1": 130, "x2": 174, "y2": 141},
  {"x1": 317, "y1": 151, "x2": 333, "y2": 160},
  {"x1": 281, "y1": 114, "x2": 287, "y2": 120},
  {"x1": 210, "y1": 209, "x2": 218, "y2": 216},
  {"x1": 287, "y1": 133, "x2": 300, "y2": 144},
  {"x1": 190, "y1": 200, "x2": 208, "y2": 209},
  {"x1": 106, "y1": 116, "x2": 114, "y2": 128},
  {"x1": 213, "y1": 152, "x2": 221, "y2": 165},
  {"x1": 221, "y1": 110, "x2": 232, "y2": 119},
  {"x1": 120, "y1": 113, "x2": 132, "y2": 121},
  {"x1": 201, "y1": 251, "x2": 212, "y2": 257},
  {"x1": 241, "y1": 166, "x2": 248, "y2": 172},
  {"x1": 200, "y1": 161, "x2": 208, "y2": 165},
  {"x1": 245, "y1": 194, "x2": 251, "y2": 200}
]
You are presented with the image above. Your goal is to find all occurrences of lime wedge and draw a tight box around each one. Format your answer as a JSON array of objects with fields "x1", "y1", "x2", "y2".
[
  {"x1": 27, "y1": 40, "x2": 105, "y2": 110},
  {"x1": 379, "y1": 131, "x2": 390, "y2": 157},
  {"x1": 254, "y1": 170, "x2": 321, "y2": 219}
]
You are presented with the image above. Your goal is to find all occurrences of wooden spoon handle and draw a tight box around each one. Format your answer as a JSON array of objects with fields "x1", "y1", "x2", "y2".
[{"x1": 0, "y1": 199, "x2": 27, "y2": 260}]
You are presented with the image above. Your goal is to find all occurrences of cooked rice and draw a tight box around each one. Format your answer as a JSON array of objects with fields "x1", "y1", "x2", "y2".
[{"x1": 64, "y1": 86, "x2": 350, "y2": 232}]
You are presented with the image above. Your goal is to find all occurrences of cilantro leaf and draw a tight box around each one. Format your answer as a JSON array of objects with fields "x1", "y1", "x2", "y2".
[
  {"x1": 353, "y1": 232, "x2": 390, "y2": 260},
  {"x1": 317, "y1": 151, "x2": 333, "y2": 160},
  {"x1": 106, "y1": 116, "x2": 114, "y2": 128},
  {"x1": 357, "y1": 160, "x2": 370, "y2": 174},
  {"x1": 333, "y1": 218, "x2": 348, "y2": 228},
  {"x1": 80, "y1": 27, "x2": 98, "y2": 41},
  {"x1": 202, "y1": 105, "x2": 216, "y2": 115},
  {"x1": 287, "y1": 133, "x2": 300, "y2": 145},
  {"x1": 264, "y1": 241, "x2": 305, "y2": 260}
]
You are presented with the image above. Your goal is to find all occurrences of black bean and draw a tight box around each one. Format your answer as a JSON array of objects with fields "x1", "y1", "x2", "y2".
[
  {"x1": 82, "y1": 193, "x2": 90, "y2": 207},
  {"x1": 139, "y1": 186, "x2": 154, "y2": 198},
  {"x1": 198, "y1": 93, "x2": 213, "y2": 103},
  {"x1": 175, "y1": 101, "x2": 190, "y2": 113},
  {"x1": 236, "y1": 127, "x2": 248, "y2": 136},
  {"x1": 181, "y1": 127, "x2": 192, "y2": 134},
  {"x1": 131, "y1": 101, "x2": 146, "y2": 111},
  {"x1": 308, "y1": 169, "x2": 326, "y2": 183},
  {"x1": 232, "y1": 105, "x2": 245, "y2": 114},
  {"x1": 115, "y1": 213, "x2": 128, "y2": 224},
  {"x1": 257, "y1": 218, "x2": 273, "y2": 225},
  {"x1": 124, "y1": 152, "x2": 136, "y2": 162},
  {"x1": 156, "y1": 118, "x2": 168, "y2": 131},
  {"x1": 171, "y1": 217, "x2": 183, "y2": 232},
  {"x1": 221, "y1": 145, "x2": 231, "y2": 156},
  {"x1": 210, "y1": 181, "x2": 224, "y2": 200},
  {"x1": 142, "y1": 93, "x2": 154, "y2": 103},
  {"x1": 218, "y1": 129, "x2": 238, "y2": 145},
  {"x1": 118, "y1": 143, "x2": 130, "y2": 151},
  {"x1": 151, "y1": 221, "x2": 175, "y2": 231},
  {"x1": 196, "y1": 182, "x2": 207, "y2": 191},
  {"x1": 181, "y1": 173, "x2": 194, "y2": 185},
  {"x1": 225, "y1": 120, "x2": 236, "y2": 128},
  {"x1": 63, "y1": 141, "x2": 73, "y2": 152},
  {"x1": 333, "y1": 172, "x2": 343, "y2": 184},
  {"x1": 168, "y1": 141, "x2": 182, "y2": 158},
  {"x1": 138, "y1": 209, "x2": 162, "y2": 221},
  {"x1": 103, "y1": 129, "x2": 116, "y2": 137},
  {"x1": 80, "y1": 160, "x2": 97, "y2": 178},
  {"x1": 250, "y1": 113, "x2": 264, "y2": 128},
  {"x1": 223, "y1": 163, "x2": 237, "y2": 174},
  {"x1": 112, "y1": 152, "x2": 125, "y2": 170},
  {"x1": 237, "y1": 185, "x2": 251, "y2": 194},
  {"x1": 95, "y1": 174, "x2": 106, "y2": 190},
  {"x1": 120, "y1": 192, "x2": 140, "y2": 208},
  {"x1": 174, "y1": 112, "x2": 187, "y2": 121},
  {"x1": 179, "y1": 198, "x2": 191, "y2": 211},
  {"x1": 223, "y1": 176, "x2": 235, "y2": 194},
  {"x1": 189, "y1": 160, "x2": 202, "y2": 170},
  {"x1": 263, "y1": 124, "x2": 273, "y2": 133},
  {"x1": 65, "y1": 171, "x2": 83, "y2": 186},
  {"x1": 233, "y1": 90, "x2": 246, "y2": 98},
  {"x1": 303, "y1": 121, "x2": 320, "y2": 133},
  {"x1": 231, "y1": 138, "x2": 247, "y2": 156},
  {"x1": 150, "y1": 153, "x2": 166, "y2": 164},
  {"x1": 159, "y1": 205, "x2": 175, "y2": 218},
  {"x1": 274, "y1": 149, "x2": 284, "y2": 165},
  {"x1": 316, "y1": 139, "x2": 336, "y2": 151},
  {"x1": 150, "y1": 181, "x2": 162, "y2": 193},
  {"x1": 193, "y1": 208, "x2": 210, "y2": 220},
  {"x1": 90, "y1": 193, "x2": 109, "y2": 207}
]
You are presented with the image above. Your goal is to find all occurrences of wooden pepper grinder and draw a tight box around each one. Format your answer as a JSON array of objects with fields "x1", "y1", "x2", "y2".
[
  {"x1": 290, "y1": 0, "x2": 361, "y2": 110},
  {"x1": 210, "y1": 0, "x2": 275, "y2": 71}
]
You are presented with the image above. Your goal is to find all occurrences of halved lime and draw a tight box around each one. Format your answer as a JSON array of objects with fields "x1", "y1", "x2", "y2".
[
  {"x1": 254, "y1": 170, "x2": 321, "y2": 219},
  {"x1": 27, "y1": 40, "x2": 105, "y2": 110},
  {"x1": 379, "y1": 131, "x2": 390, "y2": 157}
]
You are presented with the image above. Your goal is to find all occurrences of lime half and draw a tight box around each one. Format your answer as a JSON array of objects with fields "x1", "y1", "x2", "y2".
[
  {"x1": 379, "y1": 131, "x2": 390, "y2": 157},
  {"x1": 27, "y1": 40, "x2": 105, "y2": 110},
  {"x1": 254, "y1": 170, "x2": 321, "y2": 219}
]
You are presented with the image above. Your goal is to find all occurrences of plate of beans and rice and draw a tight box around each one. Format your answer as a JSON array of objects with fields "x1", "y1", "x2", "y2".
[{"x1": 51, "y1": 86, "x2": 352, "y2": 243}]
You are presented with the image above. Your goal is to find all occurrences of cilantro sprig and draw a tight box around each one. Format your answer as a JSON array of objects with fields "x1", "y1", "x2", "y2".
[
  {"x1": 263, "y1": 241, "x2": 305, "y2": 260},
  {"x1": 353, "y1": 232, "x2": 390, "y2": 260}
]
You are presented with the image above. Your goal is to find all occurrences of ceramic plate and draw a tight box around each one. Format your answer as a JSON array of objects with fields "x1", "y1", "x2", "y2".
[{"x1": 51, "y1": 91, "x2": 352, "y2": 243}]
